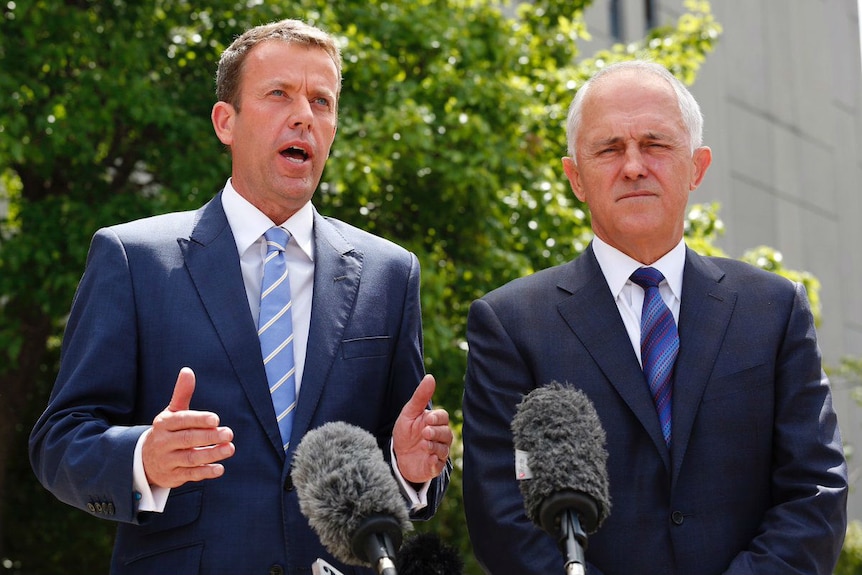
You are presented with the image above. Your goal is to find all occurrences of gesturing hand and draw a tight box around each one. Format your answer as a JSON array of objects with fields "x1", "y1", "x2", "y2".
[
  {"x1": 142, "y1": 367, "x2": 235, "y2": 489},
  {"x1": 392, "y1": 374, "x2": 453, "y2": 484}
]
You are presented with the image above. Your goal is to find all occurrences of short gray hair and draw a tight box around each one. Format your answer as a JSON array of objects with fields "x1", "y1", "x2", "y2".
[{"x1": 565, "y1": 60, "x2": 704, "y2": 159}]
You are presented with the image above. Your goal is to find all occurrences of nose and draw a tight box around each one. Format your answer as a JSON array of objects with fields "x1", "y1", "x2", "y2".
[
  {"x1": 621, "y1": 144, "x2": 648, "y2": 180},
  {"x1": 290, "y1": 98, "x2": 314, "y2": 130}
]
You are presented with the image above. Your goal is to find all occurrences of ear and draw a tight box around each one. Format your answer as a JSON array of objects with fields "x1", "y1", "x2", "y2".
[
  {"x1": 689, "y1": 146, "x2": 712, "y2": 191},
  {"x1": 562, "y1": 156, "x2": 586, "y2": 202},
  {"x1": 211, "y1": 101, "x2": 236, "y2": 146}
]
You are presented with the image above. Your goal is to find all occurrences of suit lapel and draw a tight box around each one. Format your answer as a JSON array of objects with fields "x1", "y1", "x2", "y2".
[
  {"x1": 179, "y1": 193, "x2": 285, "y2": 456},
  {"x1": 286, "y1": 211, "x2": 362, "y2": 459},
  {"x1": 556, "y1": 247, "x2": 672, "y2": 469},
  {"x1": 670, "y1": 249, "x2": 737, "y2": 481}
]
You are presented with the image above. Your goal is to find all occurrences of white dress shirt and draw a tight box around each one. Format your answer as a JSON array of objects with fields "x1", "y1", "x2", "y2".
[{"x1": 591, "y1": 235, "x2": 684, "y2": 366}]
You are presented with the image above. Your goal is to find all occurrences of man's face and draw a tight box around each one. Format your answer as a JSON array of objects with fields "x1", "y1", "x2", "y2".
[
  {"x1": 562, "y1": 70, "x2": 711, "y2": 263},
  {"x1": 212, "y1": 40, "x2": 339, "y2": 223}
]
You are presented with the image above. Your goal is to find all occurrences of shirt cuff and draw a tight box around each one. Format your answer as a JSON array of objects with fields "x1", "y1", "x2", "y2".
[
  {"x1": 133, "y1": 427, "x2": 171, "y2": 513},
  {"x1": 389, "y1": 439, "x2": 429, "y2": 512}
]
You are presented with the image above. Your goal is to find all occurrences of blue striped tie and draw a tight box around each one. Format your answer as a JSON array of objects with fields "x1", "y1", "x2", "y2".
[
  {"x1": 630, "y1": 267, "x2": 678, "y2": 447},
  {"x1": 259, "y1": 227, "x2": 297, "y2": 451}
]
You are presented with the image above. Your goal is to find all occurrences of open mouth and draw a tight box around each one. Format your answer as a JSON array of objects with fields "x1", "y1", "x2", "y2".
[{"x1": 280, "y1": 145, "x2": 309, "y2": 162}]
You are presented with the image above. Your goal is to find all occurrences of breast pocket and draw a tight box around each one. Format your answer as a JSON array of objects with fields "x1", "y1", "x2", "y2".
[
  {"x1": 341, "y1": 336, "x2": 391, "y2": 359},
  {"x1": 701, "y1": 361, "x2": 772, "y2": 404}
]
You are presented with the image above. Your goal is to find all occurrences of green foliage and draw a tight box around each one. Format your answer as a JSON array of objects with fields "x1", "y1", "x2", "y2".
[
  {"x1": 682, "y1": 202, "x2": 823, "y2": 326},
  {"x1": 833, "y1": 356, "x2": 862, "y2": 416},
  {"x1": 683, "y1": 201, "x2": 726, "y2": 256},
  {"x1": 0, "y1": 1, "x2": 831, "y2": 573},
  {"x1": 739, "y1": 245, "x2": 822, "y2": 326},
  {"x1": 836, "y1": 521, "x2": 862, "y2": 575},
  {"x1": 0, "y1": 0, "x2": 231, "y2": 376}
]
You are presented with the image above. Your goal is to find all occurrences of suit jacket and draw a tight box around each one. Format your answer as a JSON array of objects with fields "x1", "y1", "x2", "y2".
[
  {"x1": 29, "y1": 193, "x2": 449, "y2": 575},
  {"x1": 462, "y1": 244, "x2": 847, "y2": 575}
]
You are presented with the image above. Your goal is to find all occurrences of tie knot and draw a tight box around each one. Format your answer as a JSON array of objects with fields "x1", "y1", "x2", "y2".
[
  {"x1": 630, "y1": 266, "x2": 665, "y2": 290},
  {"x1": 264, "y1": 227, "x2": 290, "y2": 253}
]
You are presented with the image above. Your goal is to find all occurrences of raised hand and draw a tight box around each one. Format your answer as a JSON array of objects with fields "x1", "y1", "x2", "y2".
[
  {"x1": 392, "y1": 374, "x2": 453, "y2": 484},
  {"x1": 142, "y1": 367, "x2": 235, "y2": 488}
]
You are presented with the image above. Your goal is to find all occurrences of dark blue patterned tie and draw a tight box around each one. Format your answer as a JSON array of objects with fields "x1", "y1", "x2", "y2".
[
  {"x1": 630, "y1": 267, "x2": 678, "y2": 447},
  {"x1": 258, "y1": 227, "x2": 297, "y2": 451}
]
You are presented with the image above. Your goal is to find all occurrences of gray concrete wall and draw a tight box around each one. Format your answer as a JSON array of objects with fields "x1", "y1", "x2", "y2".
[{"x1": 579, "y1": 0, "x2": 862, "y2": 518}]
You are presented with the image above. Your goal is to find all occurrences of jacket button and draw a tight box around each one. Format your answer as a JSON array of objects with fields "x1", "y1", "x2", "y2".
[
  {"x1": 268, "y1": 565, "x2": 284, "y2": 575},
  {"x1": 284, "y1": 474, "x2": 294, "y2": 492},
  {"x1": 671, "y1": 510, "x2": 685, "y2": 525}
]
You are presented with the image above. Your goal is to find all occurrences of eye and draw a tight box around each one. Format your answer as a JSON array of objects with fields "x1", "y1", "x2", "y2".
[{"x1": 311, "y1": 96, "x2": 332, "y2": 108}]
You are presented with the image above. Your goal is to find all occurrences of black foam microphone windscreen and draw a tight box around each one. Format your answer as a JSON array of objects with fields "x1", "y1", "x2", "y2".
[
  {"x1": 394, "y1": 532, "x2": 464, "y2": 575},
  {"x1": 511, "y1": 381, "x2": 611, "y2": 533},
  {"x1": 293, "y1": 421, "x2": 412, "y2": 569}
]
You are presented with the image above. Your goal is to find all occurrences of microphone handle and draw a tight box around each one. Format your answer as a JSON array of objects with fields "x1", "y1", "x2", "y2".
[
  {"x1": 561, "y1": 510, "x2": 587, "y2": 575},
  {"x1": 364, "y1": 532, "x2": 399, "y2": 575},
  {"x1": 376, "y1": 558, "x2": 397, "y2": 575}
]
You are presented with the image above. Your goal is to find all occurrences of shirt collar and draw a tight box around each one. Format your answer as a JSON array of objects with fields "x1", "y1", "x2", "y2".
[
  {"x1": 221, "y1": 179, "x2": 315, "y2": 261},
  {"x1": 592, "y1": 235, "x2": 686, "y2": 301}
]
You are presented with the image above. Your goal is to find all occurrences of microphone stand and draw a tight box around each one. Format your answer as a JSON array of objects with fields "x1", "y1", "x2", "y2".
[
  {"x1": 363, "y1": 532, "x2": 398, "y2": 575},
  {"x1": 561, "y1": 510, "x2": 587, "y2": 575},
  {"x1": 539, "y1": 490, "x2": 597, "y2": 575},
  {"x1": 352, "y1": 514, "x2": 402, "y2": 575}
]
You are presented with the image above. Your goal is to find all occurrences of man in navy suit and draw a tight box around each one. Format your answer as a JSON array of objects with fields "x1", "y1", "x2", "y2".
[
  {"x1": 29, "y1": 19, "x2": 452, "y2": 575},
  {"x1": 462, "y1": 61, "x2": 848, "y2": 575}
]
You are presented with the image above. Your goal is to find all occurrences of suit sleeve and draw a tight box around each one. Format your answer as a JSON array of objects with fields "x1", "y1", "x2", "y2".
[
  {"x1": 28, "y1": 228, "x2": 148, "y2": 524},
  {"x1": 462, "y1": 297, "x2": 600, "y2": 574},
  {"x1": 722, "y1": 282, "x2": 848, "y2": 575}
]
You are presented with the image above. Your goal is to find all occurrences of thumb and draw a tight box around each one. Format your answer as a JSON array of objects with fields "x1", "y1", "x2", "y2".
[
  {"x1": 401, "y1": 374, "x2": 436, "y2": 419},
  {"x1": 168, "y1": 367, "x2": 196, "y2": 412}
]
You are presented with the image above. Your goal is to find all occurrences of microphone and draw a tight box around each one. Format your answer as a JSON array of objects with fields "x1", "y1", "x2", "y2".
[
  {"x1": 293, "y1": 421, "x2": 411, "y2": 575},
  {"x1": 394, "y1": 532, "x2": 464, "y2": 575},
  {"x1": 511, "y1": 382, "x2": 611, "y2": 575}
]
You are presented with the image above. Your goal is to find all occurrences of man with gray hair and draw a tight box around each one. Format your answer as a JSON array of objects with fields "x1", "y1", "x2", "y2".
[{"x1": 462, "y1": 60, "x2": 847, "y2": 575}]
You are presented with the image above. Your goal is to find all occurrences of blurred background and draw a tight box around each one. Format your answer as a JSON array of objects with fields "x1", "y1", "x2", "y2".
[{"x1": 2, "y1": 1, "x2": 862, "y2": 573}]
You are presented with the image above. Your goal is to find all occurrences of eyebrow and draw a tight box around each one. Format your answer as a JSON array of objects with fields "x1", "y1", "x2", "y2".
[
  {"x1": 261, "y1": 78, "x2": 336, "y2": 100},
  {"x1": 589, "y1": 131, "x2": 674, "y2": 148}
]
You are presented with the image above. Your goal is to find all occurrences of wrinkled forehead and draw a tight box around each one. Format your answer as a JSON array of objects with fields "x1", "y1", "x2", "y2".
[
  {"x1": 587, "y1": 69, "x2": 677, "y2": 109},
  {"x1": 579, "y1": 72, "x2": 686, "y2": 139}
]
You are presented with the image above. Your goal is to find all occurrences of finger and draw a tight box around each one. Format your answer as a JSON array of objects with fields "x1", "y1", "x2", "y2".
[
  {"x1": 154, "y1": 440, "x2": 235, "y2": 470},
  {"x1": 187, "y1": 463, "x2": 227, "y2": 482},
  {"x1": 184, "y1": 442, "x2": 236, "y2": 467},
  {"x1": 143, "y1": 428, "x2": 234, "y2": 488},
  {"x1": 168, "y1": 367, "x2": 196, "y2": 413},
  {"x1": 423, "y1": 423, "x2": 454, "y2": 446},
  {"x1": 170, "y1": 426, "x2": 235, "y2": 450},
  {"x1": 400, "y1": 374, "x2": 436, "y2": 420},
  {"x1": 424, "y1": 453, "x2": 448, "y2": 477},
  {"x1": 427, "y1": 436, "x2": 451, "y2": 460},
  {"x1": 162, "y1": 462, "x2": 228, "y2": 488},
  {"x1": 421, "y1": 408, "x2": 450, "y2": 427}
]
